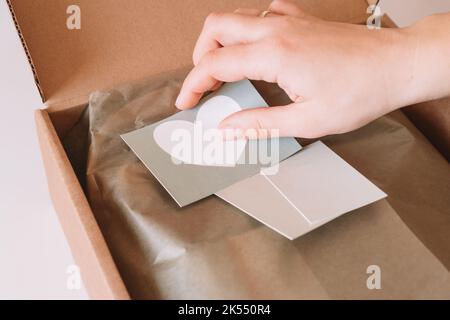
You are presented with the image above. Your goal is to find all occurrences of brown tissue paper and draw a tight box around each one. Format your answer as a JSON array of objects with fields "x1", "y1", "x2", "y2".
[{"x1": 63, "y1": 69, "x2": 450, "y2": 299}]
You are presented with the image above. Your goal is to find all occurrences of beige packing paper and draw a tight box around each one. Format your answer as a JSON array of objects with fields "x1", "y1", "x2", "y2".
[{"x1": 63, "y1": 69, "x2": 450, "y2": 299}]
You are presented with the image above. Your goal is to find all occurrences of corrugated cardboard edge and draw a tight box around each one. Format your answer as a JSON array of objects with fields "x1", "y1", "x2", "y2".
[
  {"x1": 35, "y1": 109, "x2": 130, "y2": 300},
  {"x1": 6, "y1": 0, "x2": 44, "y2": 101}
]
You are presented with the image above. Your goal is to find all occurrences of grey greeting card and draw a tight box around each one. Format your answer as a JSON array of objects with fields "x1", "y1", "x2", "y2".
[{"x1": 121, "y1": 80, "x2": 302, "y2": 206}]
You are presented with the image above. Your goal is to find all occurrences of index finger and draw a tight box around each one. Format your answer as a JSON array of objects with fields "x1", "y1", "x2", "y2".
[{"x1": 176, "y1": 43, "x2": 278, "y2": 109}]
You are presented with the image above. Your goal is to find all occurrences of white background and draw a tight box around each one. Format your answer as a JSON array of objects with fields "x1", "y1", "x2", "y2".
[
  {"x1": 0, "y1": 0, "x2": 449, "y2": 300},
  {"x1": 0, "y1": 0, "x2": 87, "y2": 299}
]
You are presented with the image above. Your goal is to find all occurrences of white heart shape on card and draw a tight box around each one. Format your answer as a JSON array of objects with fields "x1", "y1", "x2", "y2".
[{"x1": 153, "y1": 95, "x2": 246, "y2": 167}]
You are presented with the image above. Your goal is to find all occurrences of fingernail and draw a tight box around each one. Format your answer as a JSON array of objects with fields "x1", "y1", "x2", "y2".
[{"x1": 175, "y1": 94, "x2": 184, "y2": 109}]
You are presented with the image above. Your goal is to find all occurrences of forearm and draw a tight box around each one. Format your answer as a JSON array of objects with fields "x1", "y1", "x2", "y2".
[{"x1": 389, "y1": 13, "x2": 450, "y2": 111}]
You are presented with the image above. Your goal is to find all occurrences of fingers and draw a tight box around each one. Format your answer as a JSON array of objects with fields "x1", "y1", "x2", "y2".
[
  {"x1": 219, "y1": 102, "x2": 329, "y2": 139},
  {"x1": 177, "y1": 1, "x2": 313, "y2": 112},
  {"x1": 201, "y1": 8, "x2": 263, "y2": 93},
  {"x1": 192, "y1": 2, "x2": 309, "y2": 66},
  {"x1": 193, "y1": 8, "x2": 282, "y2": 96},
  {"x1": 193, "y1": 12, "x2": 270, "y2": 66},
  {"x1": 269, "y1": 0, "x2": 307, "y2": 18},
  {"x1": 177, "y1": 43, "x2": 278, "y2": 109}
]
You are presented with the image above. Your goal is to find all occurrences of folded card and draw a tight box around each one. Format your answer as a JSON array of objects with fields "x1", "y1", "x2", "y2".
[
  {"x1": 217, "y1": 141, "x2": 387, "y2": 239},
  {"x1": 121, "y1": 80, "x2": 302, "y2": 206}
]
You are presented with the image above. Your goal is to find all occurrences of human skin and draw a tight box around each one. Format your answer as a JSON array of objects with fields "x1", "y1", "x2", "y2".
[{"x1": 175, "y1": 0, "x2": 450, "y2": 139}]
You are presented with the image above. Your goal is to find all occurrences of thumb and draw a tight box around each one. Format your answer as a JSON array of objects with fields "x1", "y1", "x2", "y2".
[{"x1": 219, "y1": 104, "x2": 301, "y2": 138}]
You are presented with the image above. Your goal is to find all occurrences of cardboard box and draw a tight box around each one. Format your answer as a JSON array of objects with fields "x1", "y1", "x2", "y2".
[{"x1": 8, "y1": 0, "x2": 450, "y2": 299}]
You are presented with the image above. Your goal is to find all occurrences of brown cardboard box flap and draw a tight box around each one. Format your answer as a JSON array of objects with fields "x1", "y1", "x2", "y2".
[{"x1": 8, "y1": 0, "x2": 370, "y2": 109}]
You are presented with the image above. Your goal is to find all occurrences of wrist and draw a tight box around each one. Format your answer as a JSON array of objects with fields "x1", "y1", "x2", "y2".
[
  {"x1": 376, "y1": 26, "x2": 419, "y2": 113},
  {"x1": 381, "y1": 14, "x2": 450, "y2": 112}
]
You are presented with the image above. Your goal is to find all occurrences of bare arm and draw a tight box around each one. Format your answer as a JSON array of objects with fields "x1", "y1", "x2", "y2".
[{"x1": 175, "y1": 0, "x2": 450, "y2": 138}]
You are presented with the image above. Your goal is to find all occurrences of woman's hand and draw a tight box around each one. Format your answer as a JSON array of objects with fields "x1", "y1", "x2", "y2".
[{"x1": 176, "y1": 0, "x2": 450, "y2": 138}]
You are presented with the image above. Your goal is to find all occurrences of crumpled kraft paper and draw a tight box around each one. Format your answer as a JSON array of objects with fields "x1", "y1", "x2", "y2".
[{"x1": 63, "y1": 69, "x2": 450, "y2": 299}]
